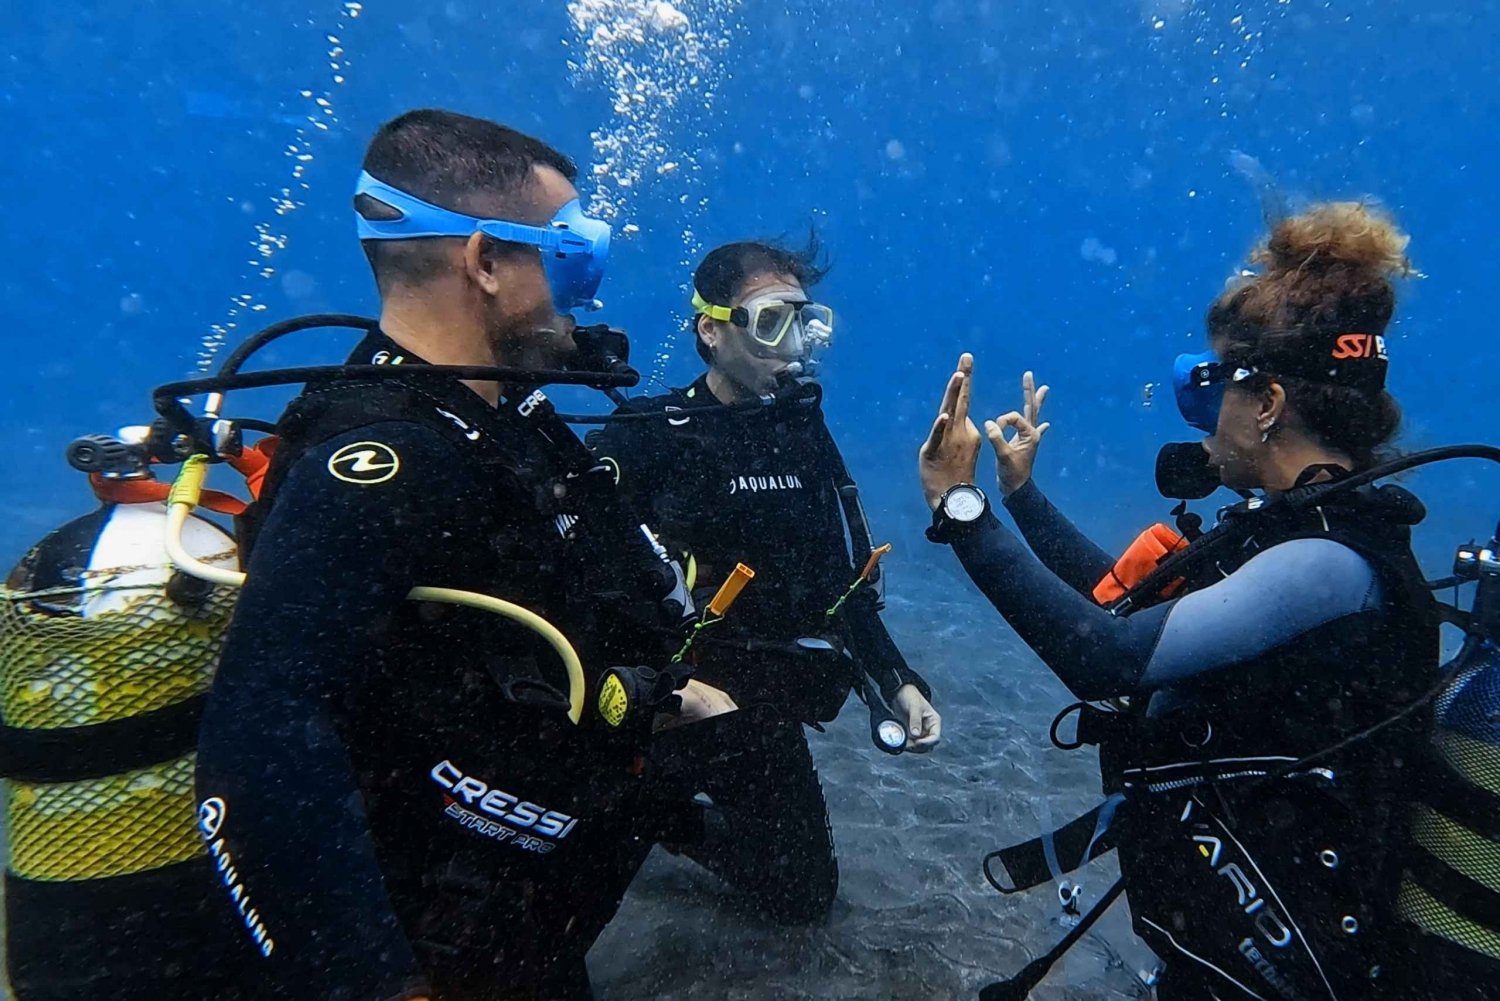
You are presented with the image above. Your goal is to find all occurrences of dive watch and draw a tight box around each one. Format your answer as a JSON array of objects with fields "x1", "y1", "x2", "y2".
[{"x1": 926, "y1": 483, "x2": 990, "y2": 543}]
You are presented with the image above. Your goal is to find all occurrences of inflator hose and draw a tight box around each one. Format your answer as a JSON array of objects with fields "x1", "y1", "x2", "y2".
[{"x1": 163, "y1": 455, "x2": 587, "y2": 724}]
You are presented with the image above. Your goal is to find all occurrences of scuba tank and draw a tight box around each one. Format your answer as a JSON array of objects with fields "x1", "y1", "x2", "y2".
[
  {"x1": 0, "y1": 429, "x2": 247, "y2": 1000},
  {"x1": 1397, "y1": 526, "x2": 1500, "y2": 996}
]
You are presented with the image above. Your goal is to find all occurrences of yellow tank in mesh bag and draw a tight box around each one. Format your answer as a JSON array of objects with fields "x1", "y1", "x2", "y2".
[
  {"x1": 1, "y1": 585, "x2": 237, "y2": 882},
  {"x1": 7, "y1": 754, "x2": 203, "y2": 881},
  {"x1": 1397, "y1": 654, "x2": 1500, "y2": 965},
  {"x1": 0, "y1": 587, "x2": 233, "y2": 730}
]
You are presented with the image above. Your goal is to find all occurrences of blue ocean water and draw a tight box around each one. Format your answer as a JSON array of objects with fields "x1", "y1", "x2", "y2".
[
  {"x1": 4, "y1": 1, "x2": 1497, "y2": 566},
  {"x1": 3, "y1": 2, "x2": 1499, "y2": 997}
]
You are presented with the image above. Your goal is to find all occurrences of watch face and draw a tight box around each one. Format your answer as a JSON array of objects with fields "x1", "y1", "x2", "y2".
[{"x1": 945, "y1": 485, "x2": 986, "y2": 522}]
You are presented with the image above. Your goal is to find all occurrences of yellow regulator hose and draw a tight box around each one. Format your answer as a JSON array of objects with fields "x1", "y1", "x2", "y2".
[{"x1": 165, "y1": 455, "x2": 586, "y2": 723}]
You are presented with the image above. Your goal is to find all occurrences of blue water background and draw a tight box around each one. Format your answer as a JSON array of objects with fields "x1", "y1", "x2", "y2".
[{"x1": 4, "y1": 0, "x2": 1498, "y2": 571}]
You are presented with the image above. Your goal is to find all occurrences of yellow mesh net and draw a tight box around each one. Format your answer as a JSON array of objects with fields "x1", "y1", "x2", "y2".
[
  {"x1": 1, "y1": 585, "x2": 235, "y2": 730},
  {"x1": 1, "y1": 583, "x2": 237, "y2": 881},
  {"x1": 1398, "y1": 874, "x2": 1500, "y2": 962},
  {"x1": 7, "y1": 754, "x2": 204, "y2": 881}
]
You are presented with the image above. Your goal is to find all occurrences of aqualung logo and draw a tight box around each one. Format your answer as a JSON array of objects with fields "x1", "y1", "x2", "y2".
[
  {"x1": 326, "y1": 441, "x2": 400, "y2": 484},
  {"x1": 435, "y1": 407, "x2": 482, "y2": 442},
  {"x1": 198, "y1": 796, "x2": 226, "y2": 838},
  {"x1": 197, "y1": 797, "x2": 277, "y2": 958},
  {"x1": 727, "y1": 473, "x2": 804, "y2": 495}
]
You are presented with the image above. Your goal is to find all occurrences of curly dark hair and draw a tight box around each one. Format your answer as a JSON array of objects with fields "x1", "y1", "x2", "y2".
[{"x1": 1208, "y1": 202, "x2": 1413, "y2": 468}]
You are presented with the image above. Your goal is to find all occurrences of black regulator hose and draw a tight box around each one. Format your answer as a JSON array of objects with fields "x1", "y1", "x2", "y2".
[
  {"x1": 152, "y1": 362, "x2": 642, "y2": 447},
  {"x1": 1115, "y1": 444, "x2": 1500, "y2": 613},
  {"x1": 216, "y1": 314, "x2": 378, "y2": 376},
  {"x1": 978, "y1": 878, "x2": 1126, "y2": 1001}
]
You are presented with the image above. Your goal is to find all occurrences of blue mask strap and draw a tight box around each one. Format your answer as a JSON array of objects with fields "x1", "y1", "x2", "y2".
[{"x1": 353, "y1": 170, "x2": 564, "y2": 249}]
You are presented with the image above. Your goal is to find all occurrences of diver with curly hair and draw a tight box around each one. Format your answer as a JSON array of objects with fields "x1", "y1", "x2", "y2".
[{"x1": 919, "y1": 202, "x2": 1475, "y2": 999}]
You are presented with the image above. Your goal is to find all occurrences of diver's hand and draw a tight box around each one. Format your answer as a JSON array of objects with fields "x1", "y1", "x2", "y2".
[
  {"x1": 655, "y1": 680, "x2": 738, "y2": 732},
  {"x1": 892, "y1": 685, "x2": 942, "y2": 752},
  {"x1": 919, "y1": 353, "x2": 983, "y2": 510},
  {"x1": 986, "y1": 370, "x2": 1052, "y2": 497}
]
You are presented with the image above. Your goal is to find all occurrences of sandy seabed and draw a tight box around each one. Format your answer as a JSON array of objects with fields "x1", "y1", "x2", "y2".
[{"x1": 592, "y1": 553, "x2": 1159, "y2": 1000}]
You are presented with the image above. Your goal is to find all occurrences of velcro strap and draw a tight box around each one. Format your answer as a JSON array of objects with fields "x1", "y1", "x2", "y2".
[
  {"x1": 1405, "y1": 849, "x2": 1500, "y2": 933},
  {"x1": 0, "y1": 695, "x2": 204, "y2": 783},
  {"x1": 1417, "y1": 751, "x2": 1500, "y2": 844}
]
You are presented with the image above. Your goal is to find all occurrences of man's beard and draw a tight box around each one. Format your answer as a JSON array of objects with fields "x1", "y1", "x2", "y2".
[{"x1": 490, "y1": 312, "x2": 572, "y2": 371}]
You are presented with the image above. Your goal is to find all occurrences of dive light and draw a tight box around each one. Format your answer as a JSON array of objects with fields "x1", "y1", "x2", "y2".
[{"x1": 795, "y1": 636, "x2": 907, "y2": 755}]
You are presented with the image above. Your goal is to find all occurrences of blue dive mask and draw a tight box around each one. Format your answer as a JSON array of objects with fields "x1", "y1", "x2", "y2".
[
  {"x1": 354, "y1": 171, "x2": 611, "y2": 313},
  {"x1": 1172, "y1": 350, "x2": 1228, "y2": 434}
]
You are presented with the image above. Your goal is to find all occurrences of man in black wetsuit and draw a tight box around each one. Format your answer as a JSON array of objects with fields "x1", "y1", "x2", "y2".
[
  {"x1": 588, "y1": 239, "x2": 941, "y2": 925},
  {"x1": 195, "y1": 109, "x2": 706, "y2": 1001}
]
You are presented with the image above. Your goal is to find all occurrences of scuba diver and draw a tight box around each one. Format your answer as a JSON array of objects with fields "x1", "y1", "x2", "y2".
[
  {"x1": 917, "y1": 202, "x2": 1499, "y2": 999},
  {"x1": 0, "y1": 455, "x2": 254, "y2": 999},
  {"x1": 192, "y1": 109, "x2": 726, "y2": 1001},
  {"x1": 588, "y1": 238, "x2": 941, "y2": 925}
]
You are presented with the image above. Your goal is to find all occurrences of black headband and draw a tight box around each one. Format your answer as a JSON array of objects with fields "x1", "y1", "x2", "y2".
[{"x1": 1239, "y1": 330, "x2": 1389, "y2": 393}]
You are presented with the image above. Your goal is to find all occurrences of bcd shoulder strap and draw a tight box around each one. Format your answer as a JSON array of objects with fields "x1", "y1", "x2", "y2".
[{"x1": 238, "y1": 377, "x2": 520, "y2": 557}]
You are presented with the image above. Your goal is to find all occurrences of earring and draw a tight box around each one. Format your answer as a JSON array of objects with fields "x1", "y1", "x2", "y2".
[{"x1": 1260, "y1": 420, "x2": 1276, "y2": 444}]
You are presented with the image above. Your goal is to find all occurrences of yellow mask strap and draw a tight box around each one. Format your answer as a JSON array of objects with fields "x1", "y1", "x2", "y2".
[{"x1": 691, "y1": 290, "x2": 734, "y2": 323}]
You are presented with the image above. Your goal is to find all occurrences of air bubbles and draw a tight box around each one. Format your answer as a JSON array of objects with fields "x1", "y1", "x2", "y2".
[
  {"x1": 119, "y1": 292, "x2": 146, "y2": 316},
  {"x1": 197, "y1": 0, "x2": 362, "y2": 371},
  {"x1": 569, "y1": 0, "x2": 745, "y2": 386},
  {"x1": 569, "y1": 0, "x2": 743, "y2": 227},
  {"x1": 884, "y1": 139, "x2": 906, "y2": 160}
]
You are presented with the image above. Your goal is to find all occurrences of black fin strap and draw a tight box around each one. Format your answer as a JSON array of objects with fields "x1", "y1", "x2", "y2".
[{"x1": 982, "y1": 801, "x2": 1120, "y2": 895}]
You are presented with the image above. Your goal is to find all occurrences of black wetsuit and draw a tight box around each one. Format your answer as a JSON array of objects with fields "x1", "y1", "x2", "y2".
[
  {"x1": 588, "y1": 376, "x2": 928, "y2": 924},
  {"x1": 945, "y1": 478, "x2": 1438, "y2": 1000},
  {"x1": 195, "y1": 331, "x2": 685, "y2": 1001}
]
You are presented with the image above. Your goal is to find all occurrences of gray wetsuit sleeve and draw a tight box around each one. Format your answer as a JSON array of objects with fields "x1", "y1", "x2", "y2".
[
  {"x1": 1001, "y1": 479, "x2": 1116, "y2": 596},
  {"x1": 1140, "y1": 536, "x2": 1383, "y2": 688},
  {"x1": 949, "y1": 518, "x2": 1382, "y2": 701}
]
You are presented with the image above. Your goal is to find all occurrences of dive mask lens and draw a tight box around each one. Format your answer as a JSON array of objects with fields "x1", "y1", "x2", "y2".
[
  {"x1": 479, "y1": 199, "x2": 612, "y2": 315},
  {"x1": 1172, "y1": 350, "x2": 1226, "y2": 435},
  {"x1": 538, "y1": 199, "x2": 611, "y2": 314},
  {"x1": 800, "y1": 304, "x2": 834, "y2": 354},
  {"x1": 743, "y1": 296, "x2": 835, "y2": 360}
]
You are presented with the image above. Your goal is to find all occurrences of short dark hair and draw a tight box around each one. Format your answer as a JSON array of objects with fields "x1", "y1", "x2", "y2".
[
  {"x1": 691, "y1": 232, "x2": 830, "y2": 363},
  {"x1": 355, "y1": 109, "x2": 578, "y2": 291}
]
